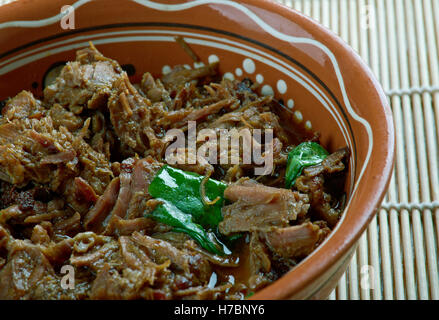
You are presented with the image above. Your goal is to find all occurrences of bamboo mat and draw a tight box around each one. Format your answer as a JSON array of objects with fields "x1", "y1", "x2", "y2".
[
  {"x1": 0, "y1": 0, "x2": 438, "y2": 300},
  {"x1": 276, "y1": 0, "x2": 439, "y2": 300}
]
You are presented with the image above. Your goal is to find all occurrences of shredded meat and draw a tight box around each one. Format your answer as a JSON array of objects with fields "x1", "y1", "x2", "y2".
[
  {"x1": 261, "y1": 222, "x2": 329, "y2": 259},
  {"x1": 131, "y1": 232, "x2": 212, "y2": 284},
  {"x1": 219, "y1": 179, "x2": 310, "y2": 235},
  {"x1": 161, "y1": 62, "x2": 219, "y2": 93},
  {"x1": 0, "y1": 114, "x2": 113, "y2": 214},
  {"x1": 141, "y1": 72, "x2": 172, "y2": 107},
  {"x1": 1, "y1": 90, "x2": 46, "y2": 123},
  {"x1": 0, "y1": 240, "x2": 58, "y2": 299},
  {"x1": 108, "y1": 74, "x2": 164, "y2": 157},
  {"x1": 44, "y1": 44, "x2": 122, "y2": 113},
  {"x1": 84, "y1": 157, "x2": 162, "y2": 235},
  {"x1": 48, "y1": 103, "x2": 84, "y2": 132},
  {"x1": 295, "y1": 148, "x2": 350, "y2": 227}
]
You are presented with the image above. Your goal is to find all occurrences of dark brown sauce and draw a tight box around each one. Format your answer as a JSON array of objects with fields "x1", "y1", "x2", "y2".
[{"x1": 211, "y1": 237, "x2": 253, "y2": 290}]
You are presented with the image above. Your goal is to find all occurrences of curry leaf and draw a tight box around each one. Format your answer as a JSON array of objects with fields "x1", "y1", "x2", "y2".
[
  {"x1": 148, "y1": 199, "x2": 226, "y2": 255},
  {"x1": 285, "y1": 142, "x2": 329, "y2": 189},
  {"x1": 148, "y1": 165, "x2": 227, "y2": 229}
]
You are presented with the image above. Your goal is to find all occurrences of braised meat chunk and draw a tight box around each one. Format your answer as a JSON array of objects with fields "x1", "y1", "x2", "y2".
[
  {"x1": 219, "y1": 179, "x2": 310, "y2": 235},
  {"x1": 0, "y1": 113, "x2": 112, "y2": 210},
  {"x1": 108, "y1": 74, "x2": 163, "y2": 157},
  {"x1": 44, "y1": 44, "x2": 123, "y2": 113}
]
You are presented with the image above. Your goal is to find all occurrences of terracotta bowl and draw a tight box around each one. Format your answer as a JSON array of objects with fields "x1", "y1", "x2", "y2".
[{"x1": 0, "y1": 0, "x2": 394, "y2": 299}]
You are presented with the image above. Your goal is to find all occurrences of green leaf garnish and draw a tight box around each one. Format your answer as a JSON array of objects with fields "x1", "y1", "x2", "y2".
[{"x1": 285, "y1": 142, "x2": 329, "y2": 189}]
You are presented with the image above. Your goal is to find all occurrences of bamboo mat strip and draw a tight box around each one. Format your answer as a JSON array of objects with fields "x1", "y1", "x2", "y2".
[{"x1": 278, "y1": 0, "x2": 439, "y2": 300}]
